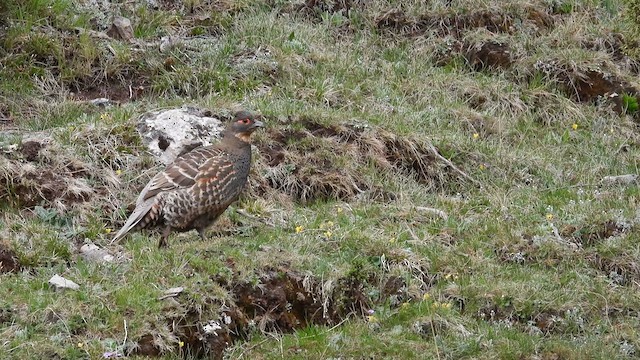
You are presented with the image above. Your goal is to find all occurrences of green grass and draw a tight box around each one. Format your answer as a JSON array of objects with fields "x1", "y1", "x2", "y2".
[{"x1": 2, "y1": 0, "x2": 640, "y2": 359}]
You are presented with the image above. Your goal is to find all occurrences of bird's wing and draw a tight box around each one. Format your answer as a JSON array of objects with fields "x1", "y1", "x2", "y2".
[
  {"x1": 136, "y1": 146, "x2": 225, "y2": 205},
  {"x1": 193, "y1": 152, "x2": 239, "y2": 203}
]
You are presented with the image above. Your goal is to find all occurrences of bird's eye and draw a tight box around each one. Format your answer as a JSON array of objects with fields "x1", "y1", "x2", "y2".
[{"x1": 240, "y1": 118, "x2": 250, "y2": 124}]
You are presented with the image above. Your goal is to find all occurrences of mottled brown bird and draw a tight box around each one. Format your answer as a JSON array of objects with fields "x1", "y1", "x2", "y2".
[{"x1": 111, "y1": 111, "x2": 264, "y2": 248}]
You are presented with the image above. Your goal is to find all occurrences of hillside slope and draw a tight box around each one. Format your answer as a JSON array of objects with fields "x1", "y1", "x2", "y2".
[{"x1": 1, "y1": 0, "x2": 640, "y2": 358}]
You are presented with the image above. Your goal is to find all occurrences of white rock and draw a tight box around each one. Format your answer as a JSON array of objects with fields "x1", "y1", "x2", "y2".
[
  {"x1": 158, "y1": 286, "x2": 185, "y2": 300},
  {"x1": 80, "y1": 243, "x2": 115, "y2": 263},
  {"x1": 601, "y1": 174, "x2": 638, "y2": 185},
  {"x1": 48, "y1": 274, "x2": 80, "y2": 290},
  {"x1": 137, "y1": 107, "x2": 224, "y2": 165},
  {"x1": 89, "y1": 98, "x2": 111, "y2": 106},
  {"x1": 202, "y1": 320, "x2": 223, "y2": 335}
]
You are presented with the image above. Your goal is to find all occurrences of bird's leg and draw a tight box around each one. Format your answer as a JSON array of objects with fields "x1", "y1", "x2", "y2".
[
  {"x1": 158, "y1": 226, "x2": 171, "y2": 248},
  {"x1": 197, "y1": 227, "x2": 207, "y2": 241}
]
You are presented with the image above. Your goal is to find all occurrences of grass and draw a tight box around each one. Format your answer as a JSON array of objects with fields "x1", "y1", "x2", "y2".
[{"x1": 1, "y1": 0, "x2": 640, "y2": 359}]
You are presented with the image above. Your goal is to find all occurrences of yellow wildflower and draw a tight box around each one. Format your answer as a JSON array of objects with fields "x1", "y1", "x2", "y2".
[
  {"x1": 77, "y1": 342, "x2": 84, "y2": 348},
  {"x1": 324, "y1": 231, "x2": 332, "y2": 238},
  {"x1": 104, "y1": 228, "x2": 112, "y2": 234},
  {"x1": 389, "y1": 237, "x2": 396, "y2": 244},
  {"x1": 367, "y1": 315, "x2": 378, "y2": 323},
  {"x1": 571, "y1": 123, "x2": 578, "y2": 130},
  {"x1": 546, "y1": 213, "x2": 553, "y2": 221},
  {"x1": 473, "y1": 133, "x2": 479, "y2": 139},
  {"x1": 325, "y1": 221, "x2": 334, "y2": 228},
  {"x1": 479, "y1": 164, "x2": 486, "y2": 170},
  {"x1": 295, "y1": 226, "x2": 303, "y2": 234},
  {"x1": 422, "y1": 293, "x2": 431, "y2": 301},
  {"x1": 179, "y1": 341, "x2": 185, "y2": 348},
  {"x1": 445, "y1": 273, "x2": 458, "y2": 281},
  {"x1": 115, "y1": 169, "x2": 122, "y2": 176},
  {"x1": 336, "y1": 207, "x2": 343, "y2": 214}
]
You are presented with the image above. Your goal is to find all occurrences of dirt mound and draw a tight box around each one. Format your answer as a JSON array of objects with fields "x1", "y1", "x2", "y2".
[
  {"x1": 376, "y1": 7, "x2": 554, "y2": 38},
  {"x1": 132, "y1": 253, "x2": 435, "y2": 358},
  {"x1": 1, "y1": 138, "x2": 93, "y2": 208},
  {"x1": 589, "y1": 252, "x2": 640, "y2": 287},
  {"x1": 464, "y1": 41, "x2": 514, "y2": 71},
  {"x1": 0, "y1": 125, "x2": 145, "y2": 213},
  {"x1": 561, "y1": 220, "x2": 629, "y2": 247},
  {"x1": 0, "y1": 243, "x2": 22, "y2": 273},
  {"x1": 533, "y1": 60, "x2": 640, "y2": 116},
  {"x1": 135, "y1": 265, "x2": 374, "y2": 358},
  {"x1": 252, "y1": 116, "x2": 466, "y2": 203}
]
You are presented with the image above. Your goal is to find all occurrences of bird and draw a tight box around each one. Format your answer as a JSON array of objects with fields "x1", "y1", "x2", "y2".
[{"x1": 111, "y1": 111, "x2": 264, "y2": 248}]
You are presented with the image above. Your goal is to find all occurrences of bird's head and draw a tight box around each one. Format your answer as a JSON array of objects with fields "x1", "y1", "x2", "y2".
[{"x1": 227, "y1": 111, "x2": 264, "y2": 142}]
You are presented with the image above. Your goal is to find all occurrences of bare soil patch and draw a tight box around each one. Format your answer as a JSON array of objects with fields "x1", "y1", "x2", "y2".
[
  {"x1": 0, "y1": 126, "x2": 144, "y2": 212},
  {"x1": 533, "y1": 61, "x2": 640, "y2": 116},
  {"x1": 0, "y1": 243, "x2": 22, "y2": 273},
  {"x1": 2, "y1": 140, "x2": 92, "y2": 208},
  {"x1": 464, "y1": 41, "x2": 514, "y2": 71}
]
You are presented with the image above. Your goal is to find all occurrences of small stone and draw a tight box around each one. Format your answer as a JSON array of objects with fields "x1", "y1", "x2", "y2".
[
  {"x1": 107, "y1": 16, "x2": 134, "y2": 41},
  {"x1": 49, "y1": 274, "x2": 80, "y2": 290},
  {"x1": 158, "y1": 286, "x2": 184, "y2": 300},
  {"x1": 202, "y1": 320, "x2": 223, "y2": 335},
  {"x1": 89, "y1": 98, "x2": 111, "y2": 107},
  {"x1": 601, "y1": 174, "x2": 638, "y2": 185},
  {"x1": 80, "y1": 243, "x2": 115, "y2": 263}
]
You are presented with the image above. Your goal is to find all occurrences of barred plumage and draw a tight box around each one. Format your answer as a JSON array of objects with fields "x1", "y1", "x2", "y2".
[{"x1": 111, "y1": 111, "x2": 264, "y2": 248}]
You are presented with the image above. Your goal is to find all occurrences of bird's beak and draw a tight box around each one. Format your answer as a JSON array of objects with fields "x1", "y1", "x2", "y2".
[{"x1": 252, "y1": 120, "x2": 265, "y2": 129}]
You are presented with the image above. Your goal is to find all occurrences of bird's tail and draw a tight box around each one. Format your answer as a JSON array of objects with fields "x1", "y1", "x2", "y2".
[{"x1": 110, "y1": 199, "x2": 157, "y2": 244}]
